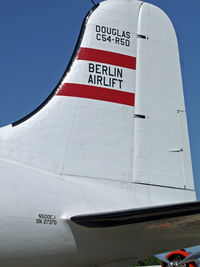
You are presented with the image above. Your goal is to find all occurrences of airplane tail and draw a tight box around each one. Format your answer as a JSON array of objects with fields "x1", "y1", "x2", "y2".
[{"x1": 0, "y1": 0, "x2": 196, "y2": 203}]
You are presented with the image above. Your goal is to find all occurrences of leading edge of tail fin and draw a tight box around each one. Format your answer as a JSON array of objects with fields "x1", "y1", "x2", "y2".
[
  {"x1": 0, "y1": 1, "x2": 196, "y2": 201},
  {"x1": 11, "y1": 4, "x2": 100, "y2": 127}
]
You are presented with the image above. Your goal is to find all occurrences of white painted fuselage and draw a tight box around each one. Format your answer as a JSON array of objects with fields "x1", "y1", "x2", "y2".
[{"x1": 0, "y1": 156, "x2": 195, "y2": 267}]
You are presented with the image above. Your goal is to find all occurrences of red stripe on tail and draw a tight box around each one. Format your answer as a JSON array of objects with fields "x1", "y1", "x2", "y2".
[
  {"x1": 77, "y1": 48, "x2": 136, "y2": 70},
  {"x1": 57, "y1": 83, "x2": 135, "y2": 106}
]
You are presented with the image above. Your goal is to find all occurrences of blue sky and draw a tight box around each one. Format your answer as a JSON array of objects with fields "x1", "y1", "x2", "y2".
[{"x1": 0, "y1": 0, "x2": 200, "y2": 198}]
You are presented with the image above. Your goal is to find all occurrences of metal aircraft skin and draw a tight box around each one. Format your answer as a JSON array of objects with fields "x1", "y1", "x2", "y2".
[{"x1": 0, "y1": 0, "x2": 200, "y2": 266}]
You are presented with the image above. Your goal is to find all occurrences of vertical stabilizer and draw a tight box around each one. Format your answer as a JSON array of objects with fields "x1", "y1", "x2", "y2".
[
  {"x1": 0, "y1": 0, "x2": 196, "y2": 203},
  {"x1": 0, "y1": 0, "x2": 141, "y2": 181}
]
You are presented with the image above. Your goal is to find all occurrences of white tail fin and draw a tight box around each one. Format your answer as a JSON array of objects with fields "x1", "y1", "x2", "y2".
[{"x1": 0, "y1": 0, "x2": 195, "y2": 201}]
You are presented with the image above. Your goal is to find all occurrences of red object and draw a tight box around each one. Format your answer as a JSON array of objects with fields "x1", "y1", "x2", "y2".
[
  {"x1": 162, "y1": 250, "x2": 196, "y2": 267},
  {"x1": 57, "y1": 83, "x2": 135, "y2": 106},
  {"x1": 77, "y1": 47, "x2": 136, "y2": 70}
]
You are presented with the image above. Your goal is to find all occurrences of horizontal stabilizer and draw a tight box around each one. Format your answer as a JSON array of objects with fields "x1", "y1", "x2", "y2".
[
  {"x1": 69, "y1": 202, "x2": 200, "y2": 264},
  {"x1": 71, "y1": 201, "x2": 200, "y2": 228}
]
